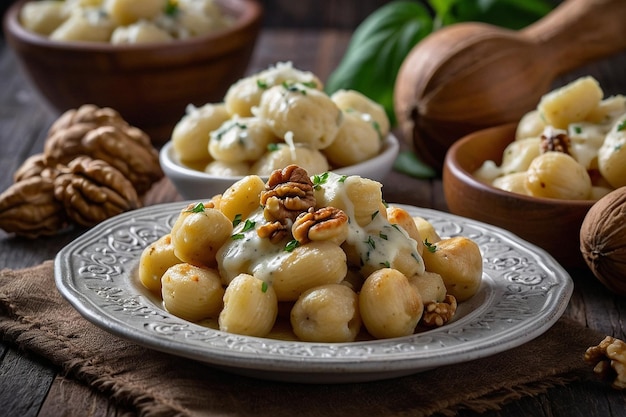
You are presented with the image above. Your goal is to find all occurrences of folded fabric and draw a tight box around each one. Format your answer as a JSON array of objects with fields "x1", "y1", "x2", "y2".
[{"x1": 0, "y1": 261, "x2": 603, "y2": 417}]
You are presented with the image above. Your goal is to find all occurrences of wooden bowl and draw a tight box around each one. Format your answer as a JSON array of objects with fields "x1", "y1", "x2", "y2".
[
  {"x1": 3, "y1": 0, "x2": 262, "y2": 144},
  {"x1": 443, "y1": 123, "x2": 594, "y2": 269}
]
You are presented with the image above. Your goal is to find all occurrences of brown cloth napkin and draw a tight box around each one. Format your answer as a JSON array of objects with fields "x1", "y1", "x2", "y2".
[{"x1": 0, "y1": 261, "x2": 603, "y2": 417}]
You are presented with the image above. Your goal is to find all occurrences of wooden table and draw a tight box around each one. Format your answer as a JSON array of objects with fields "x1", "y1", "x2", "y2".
[{"x1": 1, "y1": 27, "x2": 625, "y2": 417}]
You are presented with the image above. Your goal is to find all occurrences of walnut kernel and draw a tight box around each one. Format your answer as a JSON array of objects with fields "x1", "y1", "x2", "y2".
[
  {"x1": 260, "y1": 165, "x2": 316, "y2": 223},
  {"x1": 292, "y1": 207, "x2": 348, "y2": 245},
  {"x1": 584, "y1": 336, "x2": 626, "y2": 390},
  {"x1": 422, "y1": 294, "x2": 458, "y2": 327}
]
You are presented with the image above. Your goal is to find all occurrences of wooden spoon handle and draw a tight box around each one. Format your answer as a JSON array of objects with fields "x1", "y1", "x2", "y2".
[{"x1": 522, "y1": 0, "x2": 626, "y2": 75}]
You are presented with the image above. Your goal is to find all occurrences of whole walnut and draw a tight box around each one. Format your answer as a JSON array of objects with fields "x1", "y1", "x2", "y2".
[
  {"x1": 44, "y1": 104, "x2": 163, "y2": 195},
  {"x1": 580, "y1": 186, "x2": 626, "y2": 296},
  {"x1": 0, "y1": 174, "x2": 68, "y2": 238}
]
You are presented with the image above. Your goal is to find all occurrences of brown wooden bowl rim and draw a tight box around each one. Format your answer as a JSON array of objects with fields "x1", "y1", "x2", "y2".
[
  {"x1": 3, "y1": 0, "x2": 263, "y2": 53},
  {"x1": 444, "y1": 123, "x2": 596, "y2": 208}
]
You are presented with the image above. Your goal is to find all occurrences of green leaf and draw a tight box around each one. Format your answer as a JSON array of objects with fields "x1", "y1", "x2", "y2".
[
  {"x1": 439, "y1": 0, "x2": 554, "y2": 29},
  {"x1": 325, "y1": 1, "x2": 433, "y2": 126},
  {"x1": 393, "y1": 150, "x2": 437, "y2": 179}
]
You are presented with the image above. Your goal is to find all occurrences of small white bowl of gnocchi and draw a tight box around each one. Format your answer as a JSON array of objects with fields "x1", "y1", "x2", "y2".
[{"x1": 160, "y1": 62, "x2": 400, "y2": 200}]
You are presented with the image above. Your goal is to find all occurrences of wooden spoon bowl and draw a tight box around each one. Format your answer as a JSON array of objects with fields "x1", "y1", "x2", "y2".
[{"x1": 395, "y1": 0, "x2": 626, "y2": 171}]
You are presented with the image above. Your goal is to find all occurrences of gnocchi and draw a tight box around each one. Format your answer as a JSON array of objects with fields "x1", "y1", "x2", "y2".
[
  {"x1": 138, "y1": 166, "x2": 484, "y2": 341},
  {"x1": 19, "y1": 0, "x2": 232, "y2": 43},
  {"x1": 171, "y1": 62, "x2": 390, "y2": 177},
  {"x1": 475, "y1": 76, "x2": 626, "y2": 201}
]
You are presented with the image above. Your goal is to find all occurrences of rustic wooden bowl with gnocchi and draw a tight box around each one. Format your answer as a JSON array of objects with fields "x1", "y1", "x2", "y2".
[
  {"x1": 3, "y1": 0, "x2": 262, "y2": 143},
  {"x1": 160, "y1": 62, "x2": 400, "y2": 200},
  {"x1": 443, "y1": 76, "x2": 626, "y2": 268}
]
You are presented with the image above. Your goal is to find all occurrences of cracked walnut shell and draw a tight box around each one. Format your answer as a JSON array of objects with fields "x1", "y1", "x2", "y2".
[
  {"x1": 54, "y1": 156, "x2": 140, "y2": 227},
  {"x1": 0, "y1": 175, "x2": 67, "y2": 238},
  {"x1": 47, "y1": 104, "x2": 128, "y2": 138},
  {"x1": 45, "y1": 123, "x2": 162, "y2": 196}
]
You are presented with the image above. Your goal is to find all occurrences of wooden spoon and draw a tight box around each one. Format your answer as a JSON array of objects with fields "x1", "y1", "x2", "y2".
[{"x1": 394, "y1": 0, "x2": 626, "y2": 171}]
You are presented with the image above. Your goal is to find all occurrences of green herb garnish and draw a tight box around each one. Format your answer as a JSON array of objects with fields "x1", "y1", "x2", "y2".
[
  {"x1": 231, "y1": 219, "x2": 256, "y2": 240},
  {"x1": 232, "y1": 213, "x2": 243, "y2": 227},
  {"x1": 617, "y1": 119, "x2": 626, "y2": 132},
  {"x1": 312, "y1": 172, "x2": 330, "y2": 190},
  {"x1": 257, "y1": 79, "x2": 269, "y2": 89},
  {"x1": 261, "y1": 281, "x2": 268, "y2": 293},
  {"x1": 282, "y1": 81, "x2": 308, "y2": 95},
  {"x1": 164, "y1": 0, "x2": 179, "y2": 16},
  {"x1": 424, "y1": 239, "x2": 437, "y2": 253},
  {"x1": 284, "y1": 239, "x2": 300, "y2": 252},
  {"x1": 186, "y1": 202, "x2": 205, "y2": 213}
]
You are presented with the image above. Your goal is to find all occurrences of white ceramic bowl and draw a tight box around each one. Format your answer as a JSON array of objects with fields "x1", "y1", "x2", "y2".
[{"x1": 160, "y1": 134, "x2": 400, "y2": 200}]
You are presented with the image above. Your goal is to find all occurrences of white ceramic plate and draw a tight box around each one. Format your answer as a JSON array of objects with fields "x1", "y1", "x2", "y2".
[{"x1": 55, "y1": 202, "x2": 573, "y2": 384}]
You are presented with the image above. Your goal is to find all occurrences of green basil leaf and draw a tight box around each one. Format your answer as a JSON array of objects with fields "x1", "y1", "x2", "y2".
[
  {"x1": 393, "y1": 150, "x2": 437, "y2": 179},
  {"x1": 438, "y1": 0, "x2": 554, "y2": 28},
  {"x1": 325, "y1": 1, "x2": 433, "y2": 126}
]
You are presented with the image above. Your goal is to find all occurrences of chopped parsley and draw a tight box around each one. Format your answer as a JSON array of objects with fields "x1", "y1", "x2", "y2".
[
  {"x1": 267, "y1": 143, "x2": 280, "y2": 152},
  {"x1": 214, "y1": 120, "x2": 248, "y2": 141},
  {"x1": 312, "y1": 172, "x2": 330, "y2": 190},
  {"x1": 164, "y1": 0, "x2": 179, "y2": 16},
  {"x1": 241, "y1": 219, "x2": 256, "y2": 232},
  {"x1": 617, "y1": 119, "x2": 626, "y2": 132},
  {"x1": 257, "y1": 79, "x2": 269, "y2": 89},
  {"x1": 372, "y1": 120, "x2": 383, "y2": 141},
  {"x1": 365, "y1": 235, "x2": 376, "y2": 250},
  {"x1": 380, "y1": 261, "x2": 390, "y2": 268},
  {"x1": 282, "y1": 81, "x2": 308, "y2": 95},
  {"x1": 232, "y1": 213, "x2": 242, "y2": 227},
  {"x1": 261, "y1": 281, "x2": 268, "y2": 293},
  {"x1": 339, "y1": 175, "x2": 348, "y2": 183},
  {"x1": 573, "y1": 125, "x2": 582, "y2": 134},
  {"x1": 284, "y1": 239, "x2": 299, "y2": 252},
  {"x1": 424, "y1": 239, "x2": 437, "y2": 253},
  {"x1": 371, "y1": 210, "x2": 379, "y2": 220},
  {"x1": 231, "y1": 219, "x2": 256, "y2": 240},
  {"x1": 185, "y1": 202, "x2": 206, "y2": 213}
]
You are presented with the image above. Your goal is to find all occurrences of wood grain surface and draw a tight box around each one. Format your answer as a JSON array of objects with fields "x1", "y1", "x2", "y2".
[{"x1": 1, "y1": 22, "x2": 625, "y2": 417}]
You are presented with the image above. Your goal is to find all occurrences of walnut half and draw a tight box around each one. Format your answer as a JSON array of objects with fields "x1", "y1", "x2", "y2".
[
  {"x1": 260, "y1": 165, "x2": 316, "y2": 224},
  {"x1": 584, "y1": 336, "x2": 626, "y2": 390},
  {"x1": 292, "y1": 207, "x2": 348, "y2": 245}
]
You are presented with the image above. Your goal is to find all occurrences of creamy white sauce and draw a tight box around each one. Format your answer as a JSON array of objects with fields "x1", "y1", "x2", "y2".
[{"x1": 217, "y1": 172, "x2": 424, "y2": 286}]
